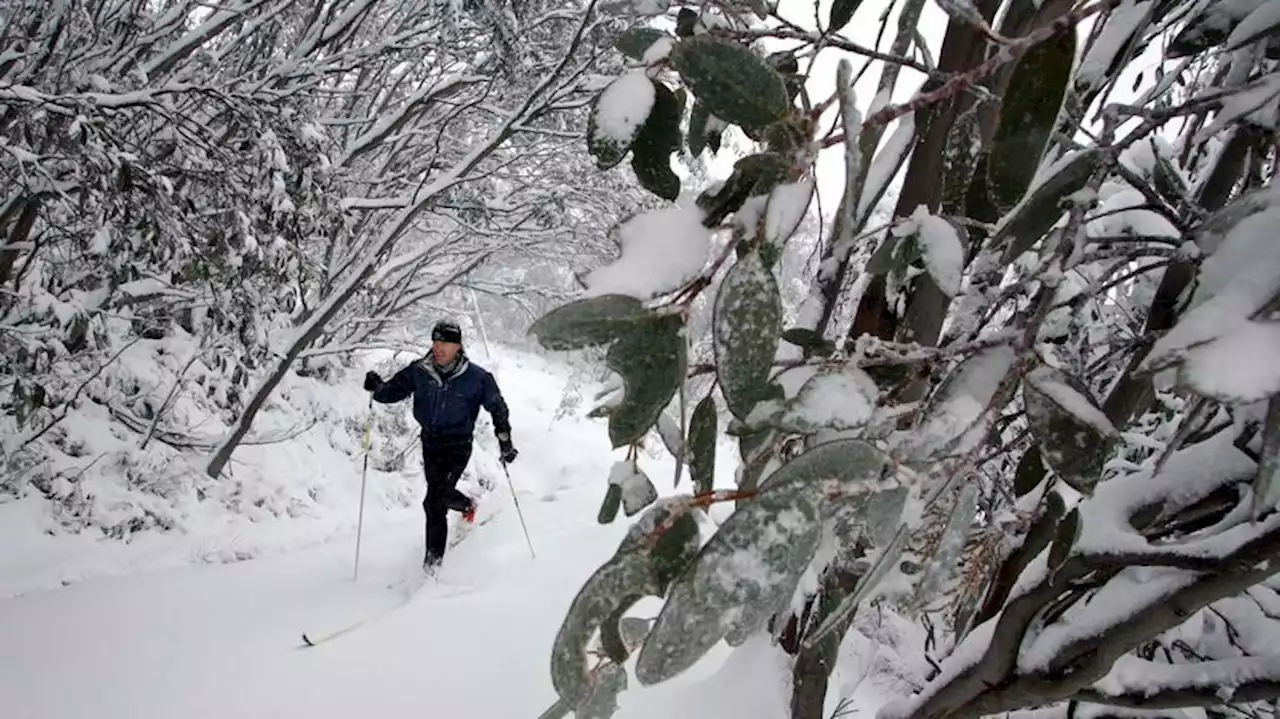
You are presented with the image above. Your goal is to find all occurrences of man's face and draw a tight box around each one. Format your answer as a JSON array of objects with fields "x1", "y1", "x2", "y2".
[{"x1": 432, "y1": 340, "x2": 460, "y2": 365}]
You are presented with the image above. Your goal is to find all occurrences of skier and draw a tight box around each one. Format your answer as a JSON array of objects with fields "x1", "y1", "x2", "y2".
[{"x1": 362, "y1": 319, "x2": 518, "y2": 572}]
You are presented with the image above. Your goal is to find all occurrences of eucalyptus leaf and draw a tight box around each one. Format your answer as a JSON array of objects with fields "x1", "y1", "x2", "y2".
[
  {"x1": 586, "y1": 71, "x2": 656, "y2": 170},
  {"x1": 669, "y1": 35, "x2": 791, "y2": 130},
  {"x1": 828, "y1": 0, "x2": 864, "y2": 32},
  {"x1": 615, "y1": 27, "x2": 669, "y2": 60},
  {"x1": 630, "y1": 80, "x2": 683, "y2": 201},
  {"x1": 994, "y1": 149, "x2": 1102, "y2": 264},
  {"x1": 688, "y1": 394, "x2": 717, "y2": 496},
  {"x1": 528, "y1": 295, "x2": 650, "y2": 351},
  {"x1": 1023, "y1": 366, "x2": 1118, "y2": 495},
  {"x1": 606, "y1": 313, "x2": 687, "y2": 448}
]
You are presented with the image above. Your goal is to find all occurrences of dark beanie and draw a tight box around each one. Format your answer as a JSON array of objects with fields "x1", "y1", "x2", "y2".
[{"x1": 432, "y1": 320, "x2": 462, "y2": 344}]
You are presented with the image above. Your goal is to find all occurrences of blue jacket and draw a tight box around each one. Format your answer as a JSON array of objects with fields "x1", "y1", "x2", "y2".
[{"x1": 372, "y1": 354, "x2": 511, "y2": 446}]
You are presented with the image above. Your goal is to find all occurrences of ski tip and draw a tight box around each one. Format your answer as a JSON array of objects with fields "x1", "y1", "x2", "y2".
[{"x1": 301, "y1": 633, "x2": 316, "y2": 647}]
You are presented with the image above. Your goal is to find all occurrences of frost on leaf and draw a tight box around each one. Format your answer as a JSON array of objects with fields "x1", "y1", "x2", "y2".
[
  {"x1": 669, "y1": 35, "x2": 791, "y2": 130},
  {"x1": 688, "y1": 394, "x2": 717, "y2": 495},
  {"x1": 1024, "y1": 365, "x2": 1118, "y2": 495},
  {"x1": 587, "y1": 71, "x2": 656, "y2": 170},
  {"x1": 713, "y1": 250, "x2": 782, "y2": 420},
  {"x1": 528, "y1": 295, "x2": 650, "y2": 351},
  {"x1": 605, "y1": 312, "x2": 687, "y2": 448},
  {"x1": 770, "y1": 366, "x2": 879, "y2": 436},
  {"x1": 609, "y1": 459, "x2": 658, "y2": 516},
  {"x1": 633, "y1": 485, "x2": 821, "y2": 684},
  {"x1": 758, "y1": 438, "x2": 888, "y2": 499},
  {"x1": 581, "y1": 204, "x2": 711, "y2": 300},
  {"x1": 903, "y1": 344, "x2": 1017, "y2": 463}
]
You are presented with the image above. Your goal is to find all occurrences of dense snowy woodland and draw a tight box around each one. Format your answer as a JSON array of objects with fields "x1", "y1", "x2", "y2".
[{"x1": 3, "y1": 0, "x2": 1280, "y2": 717}]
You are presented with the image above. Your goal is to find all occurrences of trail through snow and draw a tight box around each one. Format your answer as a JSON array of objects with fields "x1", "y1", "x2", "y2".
[{"x1": 0, "y1": 347, "x2": 807, "y2": 719}]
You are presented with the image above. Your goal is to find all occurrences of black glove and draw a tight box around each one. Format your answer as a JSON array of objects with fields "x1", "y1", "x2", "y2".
[
  {"x1": 498, "y1": 433, "x2": 518, "y2": 464},
  {"x1": 363, "y1": 371, "x2": 383, "y2": 392}
]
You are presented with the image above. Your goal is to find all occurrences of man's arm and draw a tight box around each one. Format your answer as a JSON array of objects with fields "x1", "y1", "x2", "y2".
[
  {"x1": 371, "y1": 366, "x2": 416, "y2": 404},
  {"x1": 481, "y1": 371, "x2": 512, "y2": 437}
]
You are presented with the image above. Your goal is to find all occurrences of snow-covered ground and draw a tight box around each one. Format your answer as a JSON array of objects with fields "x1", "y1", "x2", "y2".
[{"x1": 0, "y1": 345, "x2": 926, "y2": 719}]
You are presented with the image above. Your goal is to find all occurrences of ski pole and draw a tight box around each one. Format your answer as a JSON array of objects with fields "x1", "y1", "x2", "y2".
[
  {"x1": 353, "y1": 397, "x2": 374, "y2": 580},
  {"x1": 502, "y1": 460, "x2": 535, "y2": 559}
]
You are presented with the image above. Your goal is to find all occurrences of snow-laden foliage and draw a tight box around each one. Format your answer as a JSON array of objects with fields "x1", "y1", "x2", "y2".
[
  {"x1": 523, "y1": 0, "x2": 1280, "y2": 718},
  {"x1": 0, "y1": 0, "x2": 649, "y2": 530}
]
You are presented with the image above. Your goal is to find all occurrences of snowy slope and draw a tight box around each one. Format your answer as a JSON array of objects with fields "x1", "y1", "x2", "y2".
[{"x1": 0, "y1": 345, "x2": 926, "y2": 719}]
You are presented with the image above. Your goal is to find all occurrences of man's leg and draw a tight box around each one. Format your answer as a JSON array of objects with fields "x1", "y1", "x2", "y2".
[
  {"x1": 422, "y1": 442, "x2": 474, "y2": 566},
  {"x1": 438, "y1": 443, "x2": 475, "y2": 514}
]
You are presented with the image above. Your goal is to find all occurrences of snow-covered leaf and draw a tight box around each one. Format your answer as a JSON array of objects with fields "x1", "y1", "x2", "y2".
[
  {"x1": 780, "y1": 327, "x2": 835, "y2": 357},
  {"x1": 763, "y1": 179, "x2": 814, "y2": 247},
  {"x1": 688, "y1": 394, "x2": 717, "y2": 495},
  {"x1": 828, "y1": 0, "x2": 864, "y2": 32},
  {"x1": 696, "y1": 152, "x2": 790, "y2": 226},
  {"x1": 527, "y1": 295, "x2": 650, "y2": 350},
  {"x1": 907, "y1": 481, "x2": 980, "y2": 616},
  {"x1": 609, "y1": 459, "x2": 659, "y2": 516},
  {"x1": 1168, "y1": 0, "x2": 1268, "y2": 57},
  {"x1": 804, "y1": 519, "x2": 909, "y2": 648},
  {"x1": 669, "y1": 35, "x2": 791, "y2": 130},
  {"x1": 575, "y1": 662, "x2": 627, "y2": 719},
  {"x1": 758, "y1": 438, "x2": 888, "y2": 497},
  {"x1": 856, "y1": 114, "x2": 916, "y2": 225},
  {"x1": 633, "y1": 483, "x2": 821, "y2": 684},
  {"x1": 656, "y1": 408, "x2": 683, "y2": 459},
  {"x1": 995, "y1": 149, "x2": 1102, "y2": 263},
  {"x1": 904, "y1": 344, "x2": 1017, "y2": 463},
  {"x1": 1252, "y1": 398, "x2": 1280, "y2": 519},
  {"x1": 1074, "y1": 0, "x2": 1155, "y2": 93},
  {"x1": 1224, "y1": 1, "x2": 1280, "y2": 53},
  {"x1": 586, "y1": 71, "x2": 656, "y2": 169},
  {"x1": 713, "y1": 250, "x2": 782, "y2": 420},
  {"x1": 770, "y1": 365, "x2": 880, "y2": 435},
  {"x1": 1024, "y1": 365, "x2": 1119, "y2": 495},
  {"x1": 581, "y1": 205, "x2": 712, "y2": 300},
  {"x1": 902, "y1": 205, "x2": 965, "y2": 296},
  {"x1": 1178, "y1": 321, "x2": 1280, "y2": 404},
  {"x1": 605, "y1": 312, "x2": 687, "y2": 448},
  {"x1": 615, "y1": 27, "x2": 671, "y2": 60},
  {"x1": 630, "y1": 80, "x2": 683, "y2": 201}
]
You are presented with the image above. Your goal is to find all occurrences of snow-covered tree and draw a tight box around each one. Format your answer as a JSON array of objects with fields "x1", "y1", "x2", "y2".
[{"x1": 525, "y1": 1, "x2": 1280, "y2": 718}]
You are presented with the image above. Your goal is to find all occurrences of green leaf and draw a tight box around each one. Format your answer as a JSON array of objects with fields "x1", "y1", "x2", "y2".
[
  {"x1": 656, "y1": 408, "x2": 684, "y2": 460},
  {"x1": 586, "y1": 72, "x2": 656, "y2": 170},
  {"x1": 994, "y1": 149, "x2": 1103, "y2": 264},
  {"x1": 528, "y1": 295, "x2": 651, "y2": 351},
  {"x1": 600, "y1": 599, "x2": 644, "y2": 663},
  {"x1": 631, "y1": 80, "x2": 683, "y2": 201},
  {"x1": 675, "y1": 7, "x2": 698, "y2": 37},
  {"x1": 781, "y1": 327, "x2": 835, "y2": 357},
  {"x1": 615, "y1": 27, "x2": 670, "y2": 60},
  {"x1": 696, "y1": 152, "x2": 790, "y2": 227},
  {"x1": 828, "y1": 0, "x2": 863, "y2": 33},
  {"x1": 905, "y1": 344, "x2": 1017, "y2": 463},
  {"x1": 713, "y1": 251, "x2": 782, "y2": 420},
  {"x1": 688, "y1": 394, "x2": 717, "y2": 496},
  {"x1": 669, "y1": 35, "x2": 791, "y2": 130},
  {"x1": 634, "y1": 484, "x2": 822, "y2": 684},
  {"x1": 576, "y1": 662, "x2": 628, "y2": 719},
  {"x1": 651, "y1": 511, "x2": 700, "y2": 593},
  {"x1": 757, "y1": 438, "x2": 887, "y2": 497},
  {"x1": 769, "y1": 366, "x2": 879, "y2": 436},
  {"x1": 606, "y1": 313, "x2": 688, "y2": 448},
  {"x1": 1251, "y1": 397, "x2": 1280, "y2": 520},
  {"x1": 1013, "y1": 445, "x2": 1047, "y2": 498},
  {"x1": 1023, "y1": 366, "x2": 1119, "y2": 496},
  {"x1": 598, "y1": 483, "x2": 623, "y2": 524}
]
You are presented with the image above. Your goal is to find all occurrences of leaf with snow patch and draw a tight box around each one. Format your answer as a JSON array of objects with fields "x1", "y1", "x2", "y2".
[
  {"x1": 688, "y1": 394, "x2": 717, "y2": 495},
  {"x1": 763, "y1": 179, "x2": 814, "y2": 247},
  {"x1": 696, "y1": 152, "x2": 790, "y2": 227},
  {"x1": 552, "y1": 499, "x2": 694, "y2": 702},
  {"x1": 610, "y1": 459, "x2": 659, "y2": 516},
  {"x1": 598, "y1": 483, "x2": 623, "y2": 524},
  {"x1": 587, "y1": 71, "x2": 656, "y2": 170},
  {"x1": 656, "y1": 408, "x2": 684, "y2": 460},
  {"x1": 1223, "y1": 2, "x2": 1280, "y2": 53},
  {"x1": 905, "y1": 344, "x2": 1018, "y2": 464},
  {"x1": 633, "y1": 484, "x2": 822, "y2": 684},
  {"x1": 856, "y1": 114, "x2": 916, "y2": 226},
  {"x1": 615, "y1": 27, "x2": 671, "y2": 60},
  {"x1": 528, "y1": 295, "x2": 650, "y2": 351},
  {"x1": 714, "y1": 251, "x2": 782, "y2": 420},
  {"x1": 1252, "y1": 397, "x2": 1280, "y2": 520},
  {"x1": 758, "y1": 438, "x2": 888, "y2": 497},
  {"x1": 828, "y1": 0, "x2": 863, "y2": 32},
  {"x1": 907, "y1": 206, "x2": 966, "y2": 296},
  {"x1": 804, "y1": 518, "x2": 909, "y2": 648},
  {"x1": 606, "y1": 313, "x2": 687, "y2": 448},
  {"x1": 1024, "y1": 366, "x2": 1118, "y2": 495},
  {"x1": 631, "y1": 80, "x2": 683, "y2": 201},
  {"x1": 1169, "y1": 0, "x2": 1268, "y2": 57},
  {"x1": 770, "y1": 367, "x2": 880, "y2": 436},
  {"x1": 994, "y1": 149, "x2": 1102, "y2": 264},
  {"x1": 669, "y1": 35, "x2": 791, "y2": 130},
  {"x1": 906, "y1": 481, "x2": 980, "y2": 616}
]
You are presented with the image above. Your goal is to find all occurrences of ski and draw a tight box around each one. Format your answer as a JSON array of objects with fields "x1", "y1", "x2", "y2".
[{"x1": 298, "y1": 508, "x2": 501, "y2": 649}]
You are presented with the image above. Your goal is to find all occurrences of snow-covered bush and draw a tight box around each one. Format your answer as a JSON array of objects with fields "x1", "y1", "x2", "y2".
[{"x1": 523, "y1": 1, "x2": 1280, "y2": 718}]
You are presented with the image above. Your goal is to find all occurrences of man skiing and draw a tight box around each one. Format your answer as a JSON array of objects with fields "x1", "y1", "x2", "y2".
[{"x1": 362, "y1": 319, "x2": 517, "y2": 572}]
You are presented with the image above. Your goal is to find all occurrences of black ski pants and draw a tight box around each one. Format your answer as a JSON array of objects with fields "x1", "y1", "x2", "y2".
[{"x1": 421, "y1": 438, "x2": 474, "y2": 564}]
